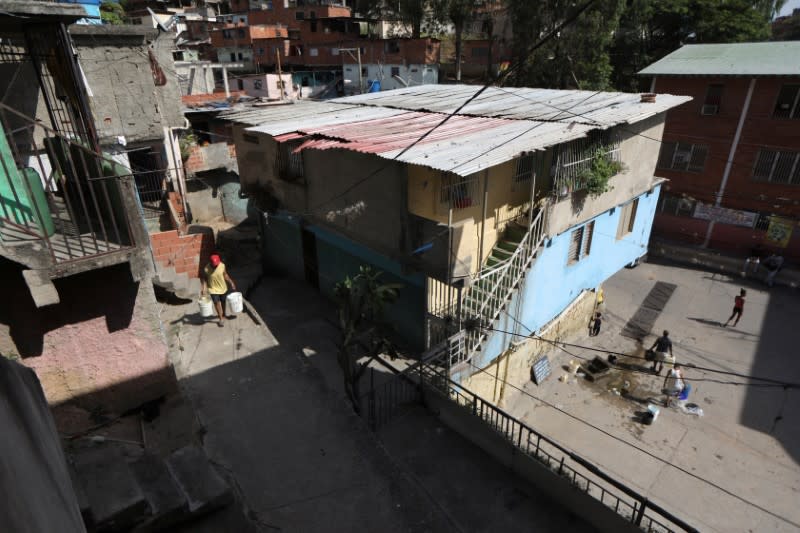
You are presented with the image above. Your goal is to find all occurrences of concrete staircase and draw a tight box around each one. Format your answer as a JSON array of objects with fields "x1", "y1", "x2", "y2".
[
  {"x1": 153, "y1": 265, "x2": 201, "y2": 300},
  {"x1": 69, "y1": 444, "x2": 232, "y2": 532}
]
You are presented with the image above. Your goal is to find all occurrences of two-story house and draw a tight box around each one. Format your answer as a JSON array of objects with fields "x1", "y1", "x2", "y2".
[
  {"x1": 639, "y1": 42, "x2": 800, "y2": 261},
  {"x1": 0, "y1": 1, "x2": 176, "y2": 428},
  {"x1": 228, "y1": 85, "x2": 688, "y2": 391}
]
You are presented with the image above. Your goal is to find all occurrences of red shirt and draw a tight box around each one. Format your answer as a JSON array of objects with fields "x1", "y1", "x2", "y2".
[{"x1": 734, "y1": 295, "x2": 745, "y2": 309}]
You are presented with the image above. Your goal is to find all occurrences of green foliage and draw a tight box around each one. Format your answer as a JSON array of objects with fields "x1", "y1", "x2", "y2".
[
  {"x1": 611, "y1": 0, "x2": 775, "y2": 91},
  {"x1": 100, "y1": 1, "x2": 126, "y2": 25},
  {"x1": 508, "y1": 0, "x2": 625, "y2": 90},
  {"x1": 333, "y1": 267, "x2": 402, "y2": 413},
  {"x1": 178, "y1": 132, "x2": 198, "y2": 162},
  {"x1": 579, "y1": 149, "x2": 624, "y2": 197}
]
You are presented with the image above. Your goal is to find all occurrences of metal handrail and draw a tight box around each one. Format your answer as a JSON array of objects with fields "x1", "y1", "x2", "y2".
[
  {"x1": 457, "y1": 209, "x2": 547, "y2": 364},
  {"x1": 420, "y1": 364, "x2": 698, "y2": 533}
]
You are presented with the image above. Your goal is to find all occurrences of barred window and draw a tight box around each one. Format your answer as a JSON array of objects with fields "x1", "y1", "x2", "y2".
[
  {"x1": 513, "y1": 153, "x2": 534, "y2": 184},
  {"x1": 659, "y1": 194, "x2": 696, "y2": 217},
  {"x1": 657, "y1": 142, "x2": 708, "y2": 173},
  {"x1": 440, "y1": 173, "x2": 480, "y2": 210},
  {"x1": 752, "y1": 149, "x2": 800, "y2": 185},
  {"x1": 773, "y1": 85, "x2": 800, "y2": 119},
  {"x1": 277, "y1": 140, "x2": 304, "y2": 180}
]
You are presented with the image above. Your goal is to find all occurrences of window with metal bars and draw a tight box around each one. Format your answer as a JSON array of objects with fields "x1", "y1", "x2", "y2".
[
  {"x1": 617, "y1": 198, "x2": 639, "y2": 239},
  {"x1": 701, "y1": 84, "x2": 723, "y2": 115},
  {"x1": 551, "y1": 129, "x2": 621, "y2": 194},
  {"x1": 773, "y1": 85, "x2": 800, "y2": 119},
  {"x1": 277, "y1": 140, "x2": 304, "y2": 180},
  {"x1": 567, "y1": 221, "x2": 594, "y2": 264},
  {"x1": 659, "y1": 194, "x2": 696, "y2": 217},
  {"x1": 513, "y1": 153, "x2": 534, "y2": 184},
  {"x1": 440, "y1": 173, "x2": 480, "y2": 210},
  {"x1": 656, "y1": 142, "x2": 708, "y2": 173},
  {"x1": 752, "y1": 149, "x2": 800, "y2": 185}
]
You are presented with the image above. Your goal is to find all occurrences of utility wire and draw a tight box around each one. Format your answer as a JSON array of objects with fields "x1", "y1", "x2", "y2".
[
  {"x1": 471, "y1": 321, "x2": 800, "y2": 389},
  {"x1": 454, "y1": 356, "x2": 800, "y2": 529},
  {"x1": 284, "y1": 0, "x2": 603, "y2": 218}
]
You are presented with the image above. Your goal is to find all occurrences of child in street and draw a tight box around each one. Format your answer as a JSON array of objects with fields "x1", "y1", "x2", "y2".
[
  {"x1": 723, "y1": 289, "x2": 746, "y2": 328},
  {"x1": 663, "y1": 363, "x2": 684, "y2": 408}
]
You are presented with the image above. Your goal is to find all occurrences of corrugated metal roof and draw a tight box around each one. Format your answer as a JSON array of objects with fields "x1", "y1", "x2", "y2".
[
  {"x1": 239, "y1": 85, "x2": 689, "y2": 176},
  {"x1": 638, "y1": 42, "x2": 800, "y2": 76},
  {"x1": 248, "y1": 108, "x2": 595, "y2": 175},
  {"x1": 334, "y1": 85, "x2": 690, "y2": 127}
]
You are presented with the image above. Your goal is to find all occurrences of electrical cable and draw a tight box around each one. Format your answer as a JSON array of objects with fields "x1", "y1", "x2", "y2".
[
  {"x1": 454, "y1": 356, "x2": 800, "y2": 529},
  {"x1": 470, "y1": 321, "x2": 800, "y2": 389}
]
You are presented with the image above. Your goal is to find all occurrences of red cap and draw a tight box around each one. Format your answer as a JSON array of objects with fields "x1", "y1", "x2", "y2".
[{"x1": 210, "y1": 254, "x2": 221, "y2": 267}]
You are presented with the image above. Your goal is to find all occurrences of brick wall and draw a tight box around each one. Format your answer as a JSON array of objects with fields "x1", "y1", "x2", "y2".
[{"x1": 151, "y1": 228, "x2": 216, "y2": 279}]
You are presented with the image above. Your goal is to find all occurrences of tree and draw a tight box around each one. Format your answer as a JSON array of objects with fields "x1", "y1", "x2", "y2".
[
  {"x1": 773, "y1": 11, "x2": 800, "y2": 40},
  {"x1": 100, "y1": 1, "x2": 126, "y2": 25},
  {"x1": 610, "y1": 0, "x2": 775, "y2": 92},
  {"x1": 333, "y1": 267, "x2": 401, "y2": 414},
  {"x1": 507, "y1": 0, "x2": 626, "y2": 90},
  {"x1": 432, "y1": 0, "x2": 480, "y2": 81}
]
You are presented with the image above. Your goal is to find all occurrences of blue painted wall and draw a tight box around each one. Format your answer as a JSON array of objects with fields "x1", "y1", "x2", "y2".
[
  {"x1": 260, "y1": 212, "x2": 426, "y2": 349},
  {"x1": 260, "y1": 212, "x2": 305, "y2": 279},
  {"x1": 309, "y1": 225, "x2": 426, "y2": 350},
  {"x1": 455, "y1": 186, "x2": 661, "y2": 380}
]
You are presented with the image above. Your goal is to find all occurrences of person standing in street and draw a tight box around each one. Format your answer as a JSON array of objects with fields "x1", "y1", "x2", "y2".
[
  {"x1": 723, "y1": 289, "x2": 746, "y2": 328},
  {"x1": 589, "y1": 312, "x2": 602, "y2": 337},
  {"x1": 201, "y1": 253, "x2": 237, "y2": 327},
  {"x1": 649, "y1": 330, "x2": 673, "y2": 375},
  {"x1": 663, "y1": 363, "x2": 685, "y2": 408},
  {"x1": 763, "y1": 254, "x2": 784, "y2": 287}
]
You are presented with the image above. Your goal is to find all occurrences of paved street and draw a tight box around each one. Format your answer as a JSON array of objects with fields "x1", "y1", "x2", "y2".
[
  {"x1": 505, "y1": 260, "x2": 800, "y2": 532},
  {"x1": 165, "y1": 274, "x2": 596, "y2": 532}
]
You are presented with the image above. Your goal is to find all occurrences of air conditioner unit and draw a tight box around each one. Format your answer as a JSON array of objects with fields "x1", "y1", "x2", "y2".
[{"x1": 701, "y1": 104, "x2": 719, "y2": 115}]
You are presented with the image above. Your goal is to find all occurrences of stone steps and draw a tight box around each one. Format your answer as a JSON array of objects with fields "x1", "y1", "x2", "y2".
[
  {"x1": 153, "y1": 265, "x2": 201, "y2": 300},
  {"x1": 70, "y1": 444, "x2": 231, "y2": 532}
]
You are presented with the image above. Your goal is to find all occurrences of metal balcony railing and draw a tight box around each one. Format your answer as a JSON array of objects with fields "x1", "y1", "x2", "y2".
[
  {"x1": 552, "y1": 131, "x2": 621, "y2": 196},
  {"x1": 0, "y1": 102, "x2": 135, "y2": 266},
  {"x1": 418, "y1": 361, "x2": 698, "y2": 533}
]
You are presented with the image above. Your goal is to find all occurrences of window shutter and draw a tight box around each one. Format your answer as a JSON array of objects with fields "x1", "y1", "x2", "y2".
[
  {"x1": 627, "y1": 199, "x2": 638, "y2": 233},
  {"x1": 657, "y1": 142, "x2": 676, "y2": 169},
  {"x1": 582, "y1": 222, "x2": 594, "y2": 257},
  {"x1": 568, "y1": 227, "x2": 583, "y2": 263}
]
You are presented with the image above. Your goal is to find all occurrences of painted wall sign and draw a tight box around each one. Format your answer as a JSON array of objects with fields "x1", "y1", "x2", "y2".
[{"x1": 693, "y1": 203, "x2": 757, "y2": 227}]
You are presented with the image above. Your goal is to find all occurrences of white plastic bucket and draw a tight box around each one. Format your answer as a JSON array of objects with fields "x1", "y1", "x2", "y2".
[
  {"x1": 198, "y1": 296, "x2": 214, "y2": 317},
  {"x1": 226, "y1": 291, "x2": 244, "y2": 314}
]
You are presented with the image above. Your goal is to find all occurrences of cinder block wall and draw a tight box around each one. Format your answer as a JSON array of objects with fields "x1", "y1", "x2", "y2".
[{"x1": 151, "y1": 229, "x2": 216, "y2": 279}]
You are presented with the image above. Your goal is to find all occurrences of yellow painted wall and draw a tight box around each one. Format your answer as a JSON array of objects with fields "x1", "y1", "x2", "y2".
[{"x1": 409, "y1": 158, "x2": 540, "y2": 278}]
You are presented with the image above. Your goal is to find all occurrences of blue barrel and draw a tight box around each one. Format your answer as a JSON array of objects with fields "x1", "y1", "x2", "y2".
[{"x1": 367, "y1": 79, "x2": 381, "y2": 93}]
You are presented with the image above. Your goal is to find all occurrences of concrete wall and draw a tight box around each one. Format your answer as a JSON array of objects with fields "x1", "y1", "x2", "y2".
[
  {"x1": 546, "y1": 115, "x2": 666, "y2": 237},
  {"x1": 175, "y1": 62, "x2": 217, "y2": 95},
  {"x1": 461, "y1": 290, "x2": 596, "y2": 405},
  {"x1": 423, "y1": 383, "x2": 647, "y2": 533},
  {"x1": 0, "y1": 260, "x2": 176, "y2": 429},
  {"x1": 342, "y1": 63, "x2": 439, "y2": 92},
  {"x1": 259, "y1": 212, "x2": 426, "y2": 348},
  {"x1": 239, "y1": 73, "x2": 296, "y2": 99},
  {"x1": 185, "y1": 142, "x2": 238, "y2": 174},
  {"x1": 0, "y1": 357, "x2": 85, "y2": 533},
  {"x1": 407, "y1": 160, "x2": 539, "y2": 278},
  {"x1": 72, "y1": 27, "x2": 185, "y2": 146},
  {"x1": 185, "y1": 171, "x2": 249, "y2": 225},
  {"x1": 454, "y1": 186, "x2": 661, "y2": 383}
]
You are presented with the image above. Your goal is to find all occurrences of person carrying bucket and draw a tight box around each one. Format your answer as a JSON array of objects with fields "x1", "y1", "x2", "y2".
[{"x1": 201, "y1": 253, "x2": 237, "y2": 327}]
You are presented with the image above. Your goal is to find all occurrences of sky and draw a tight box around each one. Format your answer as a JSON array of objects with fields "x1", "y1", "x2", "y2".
[{"x1": 779, "y1": 0, "x2": 800, "y2": 17}]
